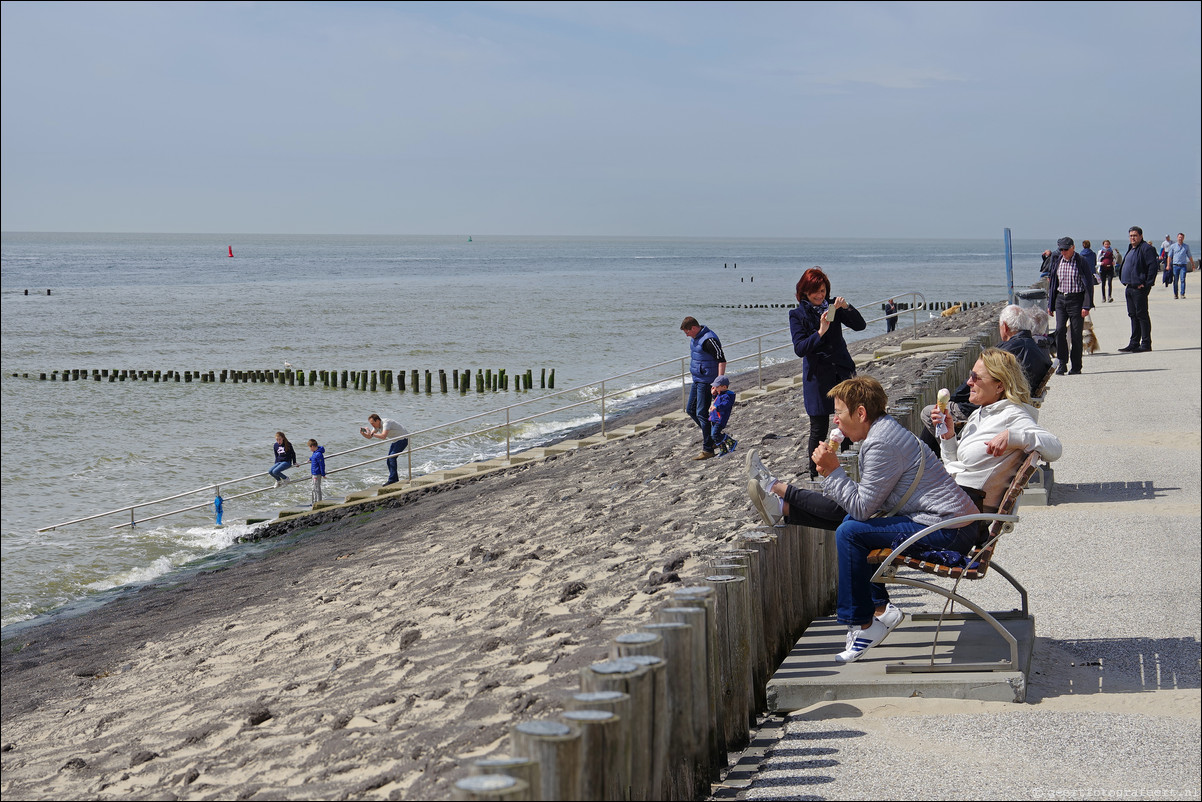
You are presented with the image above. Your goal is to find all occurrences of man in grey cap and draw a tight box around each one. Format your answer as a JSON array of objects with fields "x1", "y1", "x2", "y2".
[{"x1": 1045, "y1": 236, "x2": 1096, "y2": 375}]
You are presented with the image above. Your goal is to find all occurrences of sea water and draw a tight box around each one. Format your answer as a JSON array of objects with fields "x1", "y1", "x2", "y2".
[{"x1": 0, "y1": 233, "x2": 1047, "y2": 628}]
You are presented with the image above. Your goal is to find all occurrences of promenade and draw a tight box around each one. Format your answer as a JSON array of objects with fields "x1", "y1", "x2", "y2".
[{"x1": 736, "y1": 289, "x2": 1202, "y2": 800}]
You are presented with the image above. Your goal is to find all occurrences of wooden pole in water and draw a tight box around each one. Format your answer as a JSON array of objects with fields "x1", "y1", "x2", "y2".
[
  {"x1": 509, "y1": 720, "x2": 582, "y2": 801},
  {"x1": 439, "y1": 369, "x2": 448, "y2": 393},
  {"x1": 410, "y1": 369, "x2": 419, "y2": 393}
]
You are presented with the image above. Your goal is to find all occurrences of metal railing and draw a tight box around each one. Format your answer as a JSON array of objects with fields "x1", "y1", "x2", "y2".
[{"x1": 38, "y1": 291, "x2": 927, "y2": 532}]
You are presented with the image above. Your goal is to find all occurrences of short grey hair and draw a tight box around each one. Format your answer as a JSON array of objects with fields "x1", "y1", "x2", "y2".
[
  {"x1": 1027, "y1": 306, "x2": 1049, "y2": 336},
  {"x1": 999, "y1": 304, "x2": 1030, "y2": 333}
]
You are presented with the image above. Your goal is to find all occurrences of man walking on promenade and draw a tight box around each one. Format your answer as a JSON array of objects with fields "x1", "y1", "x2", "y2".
[
  {"x1": 1119, "y1": 226, "x2": 1160, "y2": 353},
  {"x1": 1166, "y1": 233, "x2": 1193, "y2": 299},
  {"x1": 884, "y1": 299, "x2": 899, "y2": 332},
  {"x1": 681, "y1": 316, "x2": 726, "y2": 460},
  {"x1": 1046, "y1": 236, "x2": 1095, "y2": 375}
]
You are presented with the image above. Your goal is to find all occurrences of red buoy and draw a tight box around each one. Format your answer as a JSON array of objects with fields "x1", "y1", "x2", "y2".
[{"x1": 228, "y1": 246, "x2": 234, "y2": 257}]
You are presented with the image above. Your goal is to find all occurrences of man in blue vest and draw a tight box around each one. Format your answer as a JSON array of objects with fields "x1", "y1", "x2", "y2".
[{"x1": 681, "y1": 316, "x2": 727, "y2": 460}]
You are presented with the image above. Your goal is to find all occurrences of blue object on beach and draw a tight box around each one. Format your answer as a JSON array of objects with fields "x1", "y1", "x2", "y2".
[{"x1": 214, "y1": 494, "x2": 224, "y2": 526}]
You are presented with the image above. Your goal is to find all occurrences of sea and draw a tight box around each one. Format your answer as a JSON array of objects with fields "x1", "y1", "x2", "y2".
[{"x1": 0, "y1": 233, "x2": 1047, "y2": 631}]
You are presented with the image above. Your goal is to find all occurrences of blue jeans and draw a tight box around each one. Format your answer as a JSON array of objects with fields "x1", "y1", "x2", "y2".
[
  {"x1": 386, "y1": 438, "x2": 409, "y2": 484},
  {"x1": 1173, "y1": 265, "x2": 1188, "y2": 297},
  {"x1": 269, "y1": 461, "x2": 290, "y2": 481},
  {"x1": 686, "y1": 382, "x2": 715, "y2": 452},
  {"x1": 835, "y1": 515, "x2": 977, "y2": 626}
]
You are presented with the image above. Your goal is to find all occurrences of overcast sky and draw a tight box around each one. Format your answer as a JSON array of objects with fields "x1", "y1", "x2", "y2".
[{"x1": 2, "y1": 1, "x2": 1199, "y2": 239}]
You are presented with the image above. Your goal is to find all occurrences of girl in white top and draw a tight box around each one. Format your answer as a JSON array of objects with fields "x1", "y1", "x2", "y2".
[{"x1": 933, "y1": 348, "x2": 1062, "y2": 492}]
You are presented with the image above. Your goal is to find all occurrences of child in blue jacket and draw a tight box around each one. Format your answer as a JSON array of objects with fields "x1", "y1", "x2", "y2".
[
  {"x1": 308, "y1": 439, "x2": 326, "y2": 505},
  {"x1": 708, "y1": 376, "x2": 737, "y2": 455}
]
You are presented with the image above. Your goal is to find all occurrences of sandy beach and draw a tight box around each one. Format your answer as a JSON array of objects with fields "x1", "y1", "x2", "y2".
[{"x1": 2, "y1": 304, "x2": 1007, "y2": 800}]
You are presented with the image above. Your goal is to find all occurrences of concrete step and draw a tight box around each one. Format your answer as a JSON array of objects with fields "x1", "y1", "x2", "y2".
[{"x1": 766, "y1": 613, "x2": 1034, "y2": 712}]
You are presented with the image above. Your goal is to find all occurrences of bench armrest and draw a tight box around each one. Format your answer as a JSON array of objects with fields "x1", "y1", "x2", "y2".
[{"x1": 869, "y1": 512, "x2": 1020, "y2": 584}]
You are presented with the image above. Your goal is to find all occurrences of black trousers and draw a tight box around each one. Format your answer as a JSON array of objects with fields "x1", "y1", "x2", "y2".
[
  {"x1": 1125, "y1": 284, "x2": 1152, "y2": 348},
  {"x1": 1054, "y1": 291, "x2": 1085, "y2": 372}
]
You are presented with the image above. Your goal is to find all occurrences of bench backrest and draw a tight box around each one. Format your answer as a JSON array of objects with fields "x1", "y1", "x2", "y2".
[
  {"x1": 1031, "y1": 364, "x2": 1055, "y2": 398},
  {"x1": 962, "y1": 451, "x2": 1040, "y2": 578}
]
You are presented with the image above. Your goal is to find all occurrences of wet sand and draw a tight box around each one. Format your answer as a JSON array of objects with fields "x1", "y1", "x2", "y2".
[{"x1": 1, "y1": 304, "x2": 1004, "y2": 800}]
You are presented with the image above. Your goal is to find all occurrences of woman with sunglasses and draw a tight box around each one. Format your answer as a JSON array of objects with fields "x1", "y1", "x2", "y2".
[
  {"x1": 931, "y1": 348, "x2": 1062, "y2": 511},
  {"x1": 790, "y1": 267, "x2": 866, "y2": 478}
]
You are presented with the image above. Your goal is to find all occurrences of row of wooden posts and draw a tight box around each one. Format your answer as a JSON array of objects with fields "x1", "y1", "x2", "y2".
[
  {"x1": 451, "y1": 330, "x2": 1006, "y2": 800},
  {"x1": 721, "y1": 300, "x2": 990, "y2": 311},
  {"x1": 453, "y1": 523, "x2": 839, "y2": 801},
  {"x1": 14, "y1": 368, "x2": 556, "y2": 393}
]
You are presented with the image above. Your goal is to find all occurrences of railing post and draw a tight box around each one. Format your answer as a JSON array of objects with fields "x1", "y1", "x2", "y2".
[
  {"x1": 600, "y1": 380, "x2": 606, "y2": 435},
  {"x1": 506, "y1": 407, "x2": 511, "y2": 459},
  {"x1": 681, "y1": 359, "x2": 688, "y2": 412},
  {"x1": 757, "y1": 335, "x2": 764, "y2": 388}
]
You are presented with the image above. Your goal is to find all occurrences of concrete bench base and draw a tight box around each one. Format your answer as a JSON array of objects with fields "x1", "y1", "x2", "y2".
[{"x1": 766, "y1": 613, "x2": 1034, "y2": 712}]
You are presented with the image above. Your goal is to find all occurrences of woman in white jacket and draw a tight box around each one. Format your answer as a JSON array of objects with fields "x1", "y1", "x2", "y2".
[{"x1": 932, "y1": 348, "x2": 1062, "y2": 511}]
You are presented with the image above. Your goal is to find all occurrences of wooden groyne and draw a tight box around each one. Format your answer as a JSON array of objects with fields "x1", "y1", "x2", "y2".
[
  {"x1": 720, "y1": 300, "x2": 992, "y2": 311},
  {"x1": 11, "y1": 367, "x2": 556, "y2": 393}
]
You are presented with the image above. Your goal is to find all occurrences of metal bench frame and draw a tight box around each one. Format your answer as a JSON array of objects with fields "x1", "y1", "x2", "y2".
[{"x1": 868, "y1": 452, "x2": 1040, "y2": 674}]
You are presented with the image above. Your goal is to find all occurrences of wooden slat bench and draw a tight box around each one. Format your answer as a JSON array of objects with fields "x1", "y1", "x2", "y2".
[
  {"x1": 866, "y1": 451, "x2": 1040, "y2": 673},
  {"x1": 1030, "y1": 362, "x2": 1055, "y2": 409}
]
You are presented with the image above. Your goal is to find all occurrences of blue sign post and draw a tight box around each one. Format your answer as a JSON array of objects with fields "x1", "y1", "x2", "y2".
[{"x1": 1004, "y1": 227, "x2": 1015, "y2": 304}]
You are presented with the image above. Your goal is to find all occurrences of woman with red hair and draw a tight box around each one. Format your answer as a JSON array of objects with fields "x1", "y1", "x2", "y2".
[{"x1": 790, "y1": 267, "x2": 866, "y2": 478}]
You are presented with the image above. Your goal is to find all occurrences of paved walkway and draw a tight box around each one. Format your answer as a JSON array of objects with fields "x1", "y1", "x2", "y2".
[{"x1": 731, "y1": 288, "x2": 1202, "y2": 801}]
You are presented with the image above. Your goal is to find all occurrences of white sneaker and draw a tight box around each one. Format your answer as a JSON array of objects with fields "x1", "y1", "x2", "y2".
[
  {"x1": 746, "y1": 449, "x2": 776, "y2": 495},
  {"x1": 876, "y1": 603, "x2": 904, "y2": 633},
  {"x1": 835, "y1": 619, "x2": 890, "y2": 663},
  {"x1": 747, "y1": 476, "x2": 784, "y2": 526}
]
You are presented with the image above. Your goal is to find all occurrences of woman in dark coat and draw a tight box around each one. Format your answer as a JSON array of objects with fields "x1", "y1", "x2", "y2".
[{"x1": 789, "y1": 267, "x2": 866, "y2": 477}]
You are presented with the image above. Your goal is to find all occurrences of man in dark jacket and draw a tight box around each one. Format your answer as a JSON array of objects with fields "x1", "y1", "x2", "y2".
[
  {"x1": 1119, "y1": 226, "x2": 1160, "y2": 352},
  {"x1": 1046, "y1": 236, "x2": 1096, "y2": 375}
]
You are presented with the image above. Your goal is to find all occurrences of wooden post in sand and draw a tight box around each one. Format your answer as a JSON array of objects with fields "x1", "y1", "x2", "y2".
[
  {"x1": 580, "y1": 659, "x2": 652, "y2": 800},
  {"x1": 713, "y1": 553, "x2": 767, "y2": 720},
  {"x1": 609, "y1": 631, "x2": 662, "y2": 660},
  {"x1": 453, "y1": 774, "x2": 531, "y2": 801},
  {"x1": 559, "y1": 710, "x2": 622, "y2": 802},
  {"x1": 509, "y1": 720, "x2": 581, "y2": 801},
  {"x1": 739, "y1": 532, "x2": 786, "y2": 667},
  {"x1": 640, "y1": 621, "x2": 700, "y2": 801},
  {"x1": 670, "y1": 586, "x2": 725, "y2": 776},
  {"x1": 566, "y1": 691, "x2": 632, "y2": 802},
  {"x1": 656, "y1": 605, "x2": 714, "y2": 785},
  {"x1": 704, "y1": 574, "x2": 752, "y2": 751},
  {"x1": 621, "y1": 655, "x2": 668, "y2": 800},
  {"x1": 470, "y1": 757, "x2": 540, "y2": 800}
]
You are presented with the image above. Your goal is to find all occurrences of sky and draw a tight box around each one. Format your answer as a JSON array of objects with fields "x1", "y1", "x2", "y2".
[{"x1": 2, "y1": 1, "x2": 1200, "y2": 240}]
